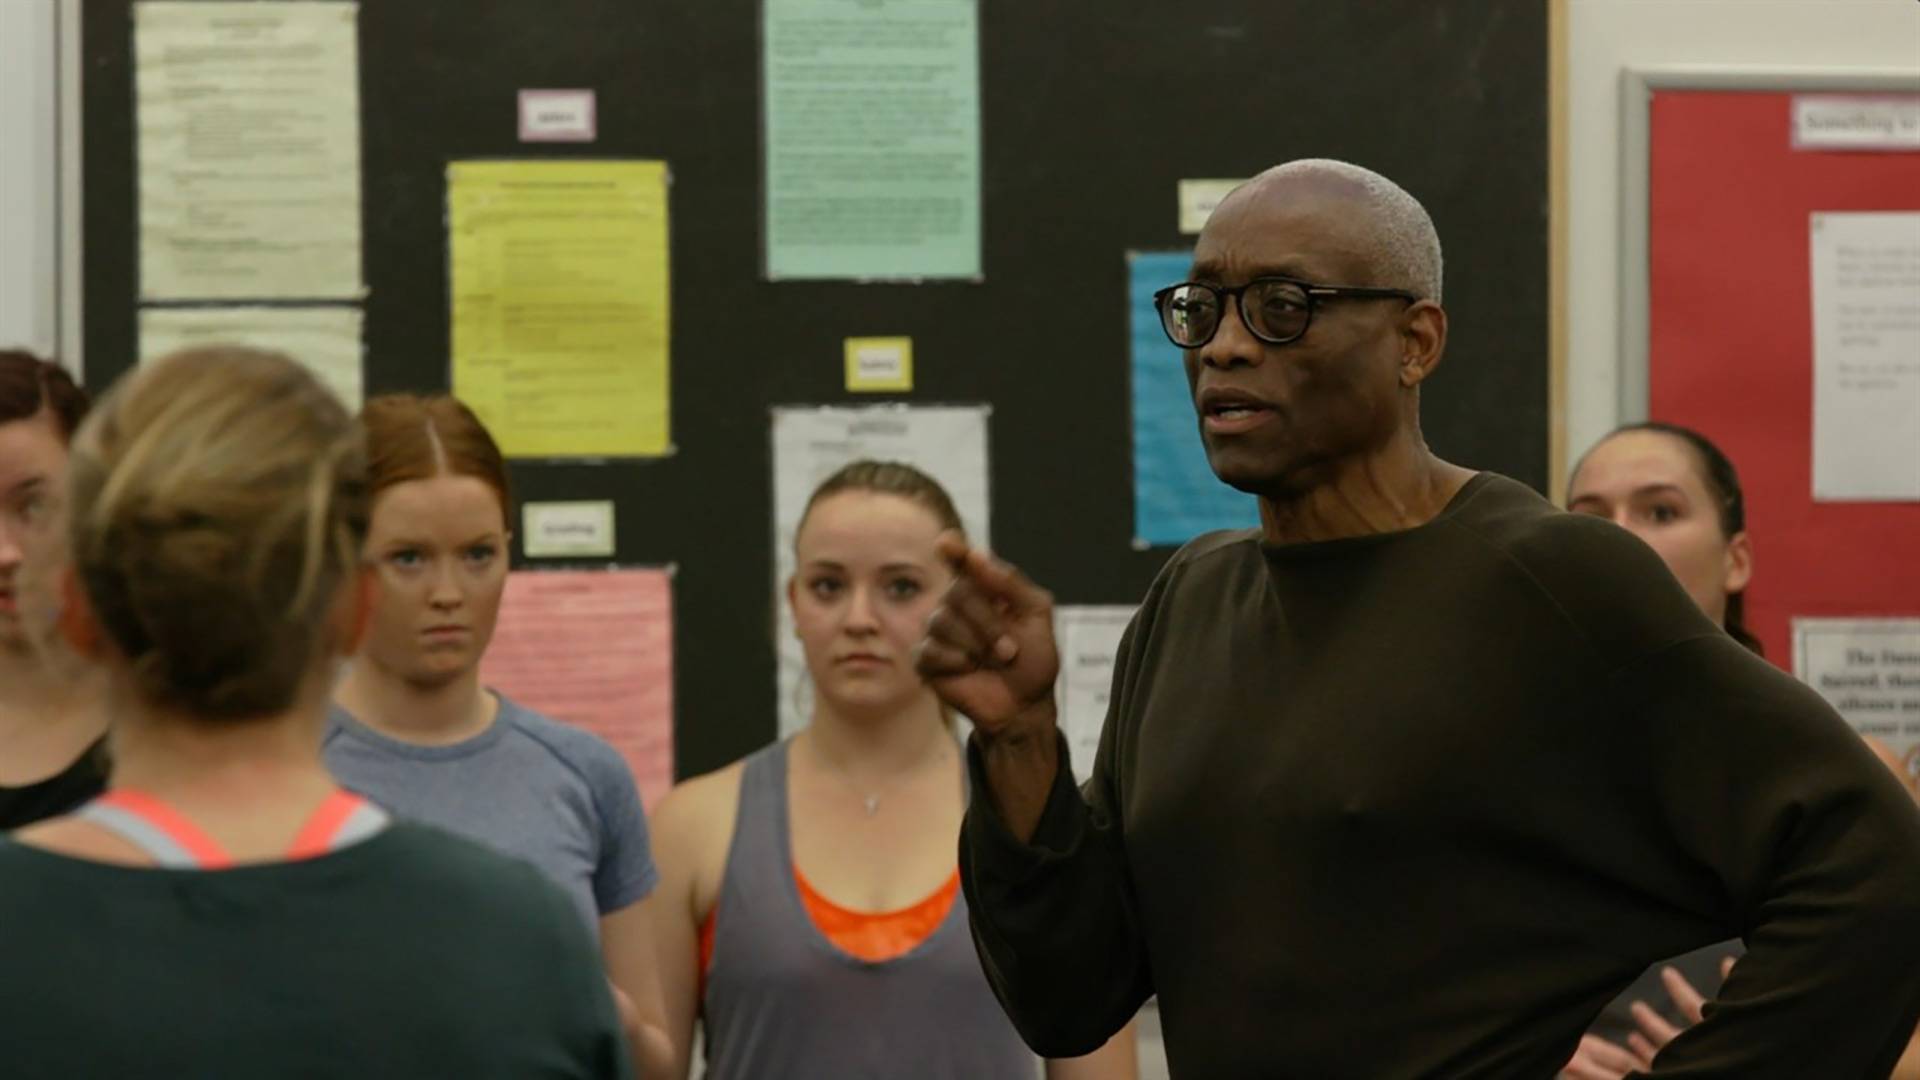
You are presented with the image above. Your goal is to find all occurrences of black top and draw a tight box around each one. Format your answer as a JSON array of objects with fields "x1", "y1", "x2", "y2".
[
  {"x1": 0, "y1": 822, "x2": 634, "y2": 1079},
  {"x1": 961, "y1": 473, "x2": 1920, "y2": 1078},
  {"x1": 0, "y1": 736, "x2": 109, "y2": 830}
]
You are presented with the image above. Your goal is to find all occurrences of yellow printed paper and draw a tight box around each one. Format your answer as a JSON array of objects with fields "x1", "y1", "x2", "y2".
[
  {"x1": 843, "y1": 336, "x2": 914, "y2": 392},
  {"x1": 449, "y1": 160, "x2": 671, "y2": 458}
]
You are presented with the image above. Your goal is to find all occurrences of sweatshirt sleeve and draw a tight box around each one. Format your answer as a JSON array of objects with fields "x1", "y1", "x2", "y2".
[
  {"x1": 1622, "y1": 633, "x2": 1920, "y2": 1078},
  {"x1": 1514, "y1": 515, "x2": 1920, "y2": 1077},
  {"x1": 549, "y1": 881, "x2": 641, "y2": 1080},
  {"x1": 957, "y1": 606, "x2": 1159, "y2": 1058}
]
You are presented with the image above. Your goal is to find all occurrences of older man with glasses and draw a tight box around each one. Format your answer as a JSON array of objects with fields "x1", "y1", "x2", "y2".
[{"x1": 916, "y1": 158, "x2": 1920, "y2": 1077}]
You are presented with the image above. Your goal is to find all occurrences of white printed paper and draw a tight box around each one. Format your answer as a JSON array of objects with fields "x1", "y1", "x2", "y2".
[
  {"x1": 1810, "y1": 212, "x2": 1920, "y2": 501},
  {"x1": 1793, "y1": 95, "x2": 1920, "y2": 152},
  {"x1": 1053, "y1": 605, "x2": 1135, "y2": 785},
  {"x1": 522, "y1": 500, "x2": 617, "y2": 558},
  {"x1": 1794, "y1": 618, "x2": 1920, "y2": 779},
  {"x1": 139, "y1": 305, "x2": 363, "y2": 408},
  {"x1": 135, "y1": 1, "x2": 363, "y2": 300},
  {"x1": 770, "y1": 404, "x2": 991, "y2": 738}
]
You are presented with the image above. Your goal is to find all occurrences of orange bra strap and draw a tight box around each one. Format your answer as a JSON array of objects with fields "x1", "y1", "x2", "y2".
[
  {"x1": 82, "y1": 788, "x2": 383, "y2": 869},
  {"x1": 284, "y1": 790, "x2": 373, "y2": 860},
  {"x1": 88, "y1": 789, "x2": 234, "y2": 869}
]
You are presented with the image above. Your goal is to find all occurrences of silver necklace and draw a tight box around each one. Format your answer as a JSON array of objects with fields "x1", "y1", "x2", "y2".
[{"x1": 807, "y1": 735, "x2": 949, "y2": 816}]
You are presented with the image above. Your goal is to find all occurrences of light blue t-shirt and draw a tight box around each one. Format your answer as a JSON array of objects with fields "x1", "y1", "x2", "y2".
[{"x1": 323, "y1": 694, "x2": 659, "y2": 932}]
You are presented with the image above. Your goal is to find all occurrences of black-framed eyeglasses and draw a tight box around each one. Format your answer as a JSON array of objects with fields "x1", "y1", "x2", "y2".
[{"x1": 1151, "y1": 277, "x2": 1419, "y2": 348}]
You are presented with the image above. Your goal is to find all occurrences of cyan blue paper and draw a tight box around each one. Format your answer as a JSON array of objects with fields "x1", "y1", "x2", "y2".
[{"x1": 1129, "y1": 251, "x2": 1259, "y2": 547}]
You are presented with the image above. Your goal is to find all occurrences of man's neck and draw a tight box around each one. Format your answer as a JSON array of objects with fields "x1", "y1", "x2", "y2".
[
  {"x1": 333, "y1": 662, "x2": 494, "y2": 746},
  {"x1": 1258, "y1": 436, "x2": 1475, "y2": 546}
]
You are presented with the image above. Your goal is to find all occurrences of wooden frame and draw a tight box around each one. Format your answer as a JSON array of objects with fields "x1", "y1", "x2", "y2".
[{"x1": 1547, "y1": 0, "x2": 1568, "y2": 502}]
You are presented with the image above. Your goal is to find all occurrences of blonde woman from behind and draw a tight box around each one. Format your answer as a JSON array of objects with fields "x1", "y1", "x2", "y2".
[{"x1": 0, "y1": 348, "x2": 632, "y2": 1079}]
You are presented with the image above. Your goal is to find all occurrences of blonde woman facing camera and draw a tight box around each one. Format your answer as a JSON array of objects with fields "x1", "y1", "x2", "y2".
[
  {"x1": 649, "y1": 460, "x2": 1136, "y2": 1080},
  {"x1": 326, "y1": 394, "x2": 669, "y2": 1075},
  {"x1": 0, "y1": 349, "x2": 630, "y2": 1078}
]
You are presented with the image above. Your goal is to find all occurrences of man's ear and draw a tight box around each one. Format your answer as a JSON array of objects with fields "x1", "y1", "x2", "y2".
[{"x1": 1398, "y1": 300, "x2": 1448, "y2": 389}]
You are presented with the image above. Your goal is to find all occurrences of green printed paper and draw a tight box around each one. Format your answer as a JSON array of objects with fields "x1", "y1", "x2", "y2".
[{"x1": 763, "y1": 0, "x2": 981, "y2": 280}]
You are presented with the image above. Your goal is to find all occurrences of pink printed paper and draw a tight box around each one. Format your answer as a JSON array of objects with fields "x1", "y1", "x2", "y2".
[{"x1": 482, "y1": 569, "x2": 673, "y2": 810}]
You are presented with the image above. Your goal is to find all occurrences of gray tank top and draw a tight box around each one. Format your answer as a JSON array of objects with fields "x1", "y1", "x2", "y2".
[{"x1": 701, "y1": 740, "x2": 1037, "y2": 1080}]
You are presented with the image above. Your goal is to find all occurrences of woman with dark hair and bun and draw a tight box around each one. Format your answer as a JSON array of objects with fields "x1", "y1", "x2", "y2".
[
  {"x1": 0, "y1": 348, "x2": 632, "y2": 1078},
  {"x1": 0, "y1": 349, "x2": 107, "y2": 828},
  {"x1": 1569, "y1": 423, "x2": 1759, "y2": 653}
]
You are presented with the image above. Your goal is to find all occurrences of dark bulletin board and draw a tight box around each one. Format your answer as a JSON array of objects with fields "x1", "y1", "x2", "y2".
[
  {"x1": 1645, "y1": 88, "x2": 1920, "y2": 661},
  {"x1": 81, "y1": 0, "x2": 1550, "y2": 782}
]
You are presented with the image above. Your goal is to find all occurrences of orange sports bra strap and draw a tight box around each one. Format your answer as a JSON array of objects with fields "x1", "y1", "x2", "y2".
[
  {"x1": 284, "y1": 790, "x2": 376, "y2": 860},
  {"x1": 86, "y1": 789, "x2": 235, "y2": 869},
  {"x1": 80, "y1": 788, "x2": 387, "y2": 870}
]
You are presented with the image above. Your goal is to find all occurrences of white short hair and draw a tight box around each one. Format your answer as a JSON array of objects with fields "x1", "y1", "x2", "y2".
[{"x1": 1248, "y1": 159, "x2": 1444, "y2": 303}]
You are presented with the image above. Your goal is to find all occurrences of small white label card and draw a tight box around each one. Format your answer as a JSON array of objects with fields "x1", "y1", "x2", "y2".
[
  {"x1": 1178, "y1": 178, "x2": 1244, "y2": 235},
  {"x1": 518, "y1": 89, "x2": 597, "y2": 142},
  {"x1": 523, "y1": 500, "x2": 616, "y2": 558},
  {"x1": 1793, "y1": 95, "x2": 1920, "y2": 152}
]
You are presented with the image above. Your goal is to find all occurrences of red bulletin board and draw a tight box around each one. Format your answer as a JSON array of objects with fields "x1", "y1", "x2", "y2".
[{"x1": 1647, "y1": 89, "x2": 1920, "y2": 664}]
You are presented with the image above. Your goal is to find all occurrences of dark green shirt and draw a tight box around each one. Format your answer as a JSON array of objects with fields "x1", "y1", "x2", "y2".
[
  {"x1": 962, "y1": 473, "x2": 1920, "y2": 1078},
  {"x1": 0, "y1": 821, "x2": 634, "y2": 1079}
]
